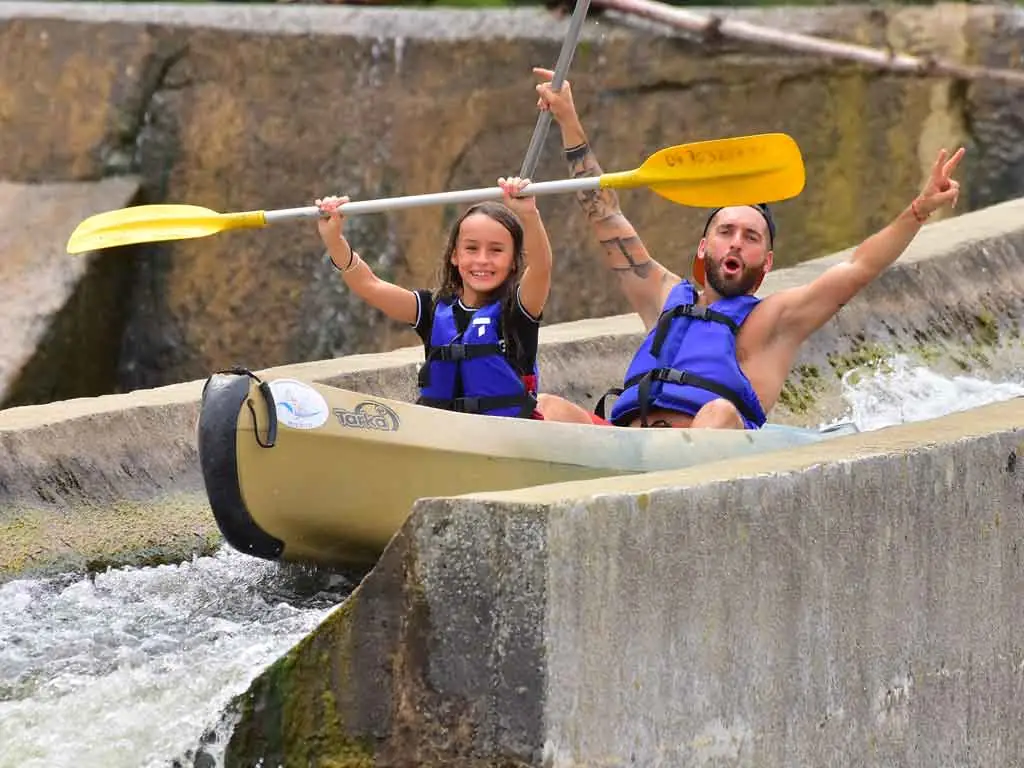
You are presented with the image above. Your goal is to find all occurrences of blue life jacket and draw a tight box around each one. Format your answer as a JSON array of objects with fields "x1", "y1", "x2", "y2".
[
  {"x1": 417, "y1": 297, "x2": 538, "y2": 419},
  {"x1": 600, "y1": 280, "x2": 767, "y2": 429}
]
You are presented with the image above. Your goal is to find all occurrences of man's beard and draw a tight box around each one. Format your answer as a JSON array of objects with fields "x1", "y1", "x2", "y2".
[{"x1": 704, "y1": 252, "x2": 764, "y2": 298}]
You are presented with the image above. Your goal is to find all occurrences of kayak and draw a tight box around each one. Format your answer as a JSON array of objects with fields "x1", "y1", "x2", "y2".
[{"x1": 196, "y1": 368, "x2": 857, "y2": 568}]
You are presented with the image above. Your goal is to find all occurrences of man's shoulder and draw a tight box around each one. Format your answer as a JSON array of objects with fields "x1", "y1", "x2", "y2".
[{"x1": 741, "y1": 292, "x2": 788, "y2": 332}]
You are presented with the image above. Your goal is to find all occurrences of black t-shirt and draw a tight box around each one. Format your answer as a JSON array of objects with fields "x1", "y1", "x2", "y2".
[{"x1": 412, "y1": 287, "x2": 541, "y2": 375}]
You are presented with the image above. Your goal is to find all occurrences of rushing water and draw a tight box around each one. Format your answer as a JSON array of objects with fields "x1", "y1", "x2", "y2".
[{"x1": 1, "y1": 356, "x2": 1023, "y2": 768}]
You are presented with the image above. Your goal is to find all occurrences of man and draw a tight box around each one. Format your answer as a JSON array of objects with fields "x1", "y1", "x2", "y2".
[{"x1": 532, "y1": 66, "x2": 964, "y2": 430}]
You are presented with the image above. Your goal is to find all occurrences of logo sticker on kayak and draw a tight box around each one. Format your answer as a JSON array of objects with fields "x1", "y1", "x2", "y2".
[
  {"x1": 269, "y1": 379, "x2": 330, "y2": 430},
  {"x1": 333, "y1": 401, "x2": 401, "y2": 432}
]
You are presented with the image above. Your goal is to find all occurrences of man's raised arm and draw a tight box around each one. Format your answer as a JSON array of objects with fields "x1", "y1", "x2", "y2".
[
  {"x1": 771, "y1": 147, "x2": 964, "y2": 345},
  {"x1": 534, "y1": 67, "x2": 678, "y2": 330}
]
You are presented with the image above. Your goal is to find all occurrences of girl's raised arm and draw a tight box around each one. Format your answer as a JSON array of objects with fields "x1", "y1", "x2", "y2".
[
  {"x1": 316, "y1": 196, "x2": 417, "y2": 326},
  {"x1": 499, "y1": 178, "x2": 552, "y2": 319}
]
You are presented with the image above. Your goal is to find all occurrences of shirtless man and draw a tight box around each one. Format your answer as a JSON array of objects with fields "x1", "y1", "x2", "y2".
[{"x1": 532, "y1": 67, "x2": 964, "y2": 430}]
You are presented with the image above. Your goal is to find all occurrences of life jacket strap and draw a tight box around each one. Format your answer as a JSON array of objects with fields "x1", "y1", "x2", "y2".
[
  {"x1": 417, "y1": 341, "x2": 506, "y2": 387},
  {"x1": 628, "y1": 367, "x2": 761, "y2": 427},
  {"x1": 650, "y1": 303, "x2": 740, "y2": 358},
  {"x1": 418, "y1": 391, "x2": 538, "y2": 418},
  {"x1": 595, "y1": 367, "x2": 760, "y2": 427},
  {"x1": 593, "y1": 387, "x2": 624, "y2": 421}
]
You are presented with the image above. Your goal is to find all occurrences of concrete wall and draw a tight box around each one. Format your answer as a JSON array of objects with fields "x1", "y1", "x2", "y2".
[
  {"x1": 2, "y1": 196, "x2": 1024, "y2": 582},
  {"x1": 222, "y1": 395, "x2": 1024, "y2": 767},
  {"x1": 0, "y1": 177, "x2": 140, "y2": 408},
  {"x1": 2, "y1": 2, "x2": 1021, "y2": 394}
]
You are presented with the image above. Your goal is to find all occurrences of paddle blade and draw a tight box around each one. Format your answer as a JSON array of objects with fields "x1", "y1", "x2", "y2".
[
  {"x1": 604, "y1": 133, "x2": 806, "y2": 207},
  {"x1": 66, "y1": 205, "x2": 266, "y2": 254}
]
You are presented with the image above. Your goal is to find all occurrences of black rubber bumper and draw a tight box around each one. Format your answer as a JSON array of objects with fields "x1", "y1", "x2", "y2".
[{"x1": 197, "y1": 371, "x2": 285, "y2": 561}]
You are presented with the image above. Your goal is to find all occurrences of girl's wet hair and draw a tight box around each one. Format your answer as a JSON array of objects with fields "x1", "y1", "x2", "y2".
[{"x1": 432, "y1": 201, "x2": 528, "y2": 366}]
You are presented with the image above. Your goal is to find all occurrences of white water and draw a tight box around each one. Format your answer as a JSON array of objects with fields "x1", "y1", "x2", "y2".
[
  {"x1": 0, "y1": 551, "x2": 348, "y2": 768},
  {"x1": 1, "y1": 357, "x2": 1022, "y2": 768},
  {"x1": 837, "y1": 355, "x2": 1024, "y2": 431}
]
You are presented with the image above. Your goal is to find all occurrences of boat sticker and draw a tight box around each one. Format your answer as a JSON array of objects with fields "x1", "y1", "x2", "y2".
[
  {"x1": 268, "y1": 379, "x2": 330, "y2": 430},
  {"x1": 333, "y1": 401, "x2": 401, "y2": 432}
]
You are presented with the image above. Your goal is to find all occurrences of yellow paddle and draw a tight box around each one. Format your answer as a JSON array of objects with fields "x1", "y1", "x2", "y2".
[{"x1": 66, "y1": 133, "x2": 804, "y2": 255}]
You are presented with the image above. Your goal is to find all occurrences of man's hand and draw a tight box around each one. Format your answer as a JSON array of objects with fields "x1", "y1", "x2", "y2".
[
  {"x1": 534, "y1": 67, "x2": 586, "y2": 145},
  {"x1": 770, "y1": 145, "x2": 967, "y2": 347},
  {"x1": 913, "y1": 147, "x2": 965, "y2": 220}
]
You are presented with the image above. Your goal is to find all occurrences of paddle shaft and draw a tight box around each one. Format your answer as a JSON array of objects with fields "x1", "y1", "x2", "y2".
[
  {"x1": 518, "y1": 0, "x2": 592, "y2": 180},
  {"x1": 264, "y1": 175, "x2": 606, "y2": 222}
]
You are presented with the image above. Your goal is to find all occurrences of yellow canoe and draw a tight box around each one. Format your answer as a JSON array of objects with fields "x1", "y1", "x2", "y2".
[{"x1": 197, "y1": 368, "x2": 855, "y2": 569}]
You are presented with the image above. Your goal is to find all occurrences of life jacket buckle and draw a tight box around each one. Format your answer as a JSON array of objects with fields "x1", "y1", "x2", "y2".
[
  {"x1": 445, "y1": 344, "x2": 467, "y2": 361},
  {"x1": 454, "y1": 396, "x2": 479, "y2": 413},
  {"x1": 659, "y1": 368, "x2": 688, "y2": 386},
  {"x1": 682, "y1": 305, "x2": 708, "y2": 320}
]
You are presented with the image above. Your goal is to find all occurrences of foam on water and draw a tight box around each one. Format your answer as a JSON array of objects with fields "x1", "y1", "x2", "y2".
[
  {"x1": 0, "y1": 549, "x2": 345, "y2": 768},
  {"x1": 839, "y1": 355, "x2": 1024, "y2": 432},
  {"x1": 1, "y1": 357, "x2": 1022, "y2": 768}
]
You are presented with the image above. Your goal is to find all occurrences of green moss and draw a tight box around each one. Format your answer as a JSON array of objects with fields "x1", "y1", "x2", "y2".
[
  {"x1": 777, "y1": 380, "x2": 813, "y2": 414},
  {"x1": 913, "y1": 343, "x2": 943, "y2": 366},
  {"x1": 226, "y1": 595, "x2": 375, "y2": 767},
  {"x1": 968, "y1": 347, "x2": 992, "y2": 367},
  {"x1": 795, "y1": 363, "x2": 821, "y2": 380},
  {"x1": 1, "y1": 495, "x2": 222, "y2": 583},
  {"x1": 826, "y1": 342, "x2": 891, "y2": 379},
  {"x1": 777, "y1": 364, "x2": 826, "y2": 415},
  {"x1": 970, "y1": 310, "x2": 1000, "y2": 349}
]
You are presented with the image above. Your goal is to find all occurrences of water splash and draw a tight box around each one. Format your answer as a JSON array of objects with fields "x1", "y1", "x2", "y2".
[
  {"x1": 0, "y1": 549, "x2": 343, "y2": 768},
  {"x1": 838, "y1": 355, "x2": 1024, "y2": 432}
]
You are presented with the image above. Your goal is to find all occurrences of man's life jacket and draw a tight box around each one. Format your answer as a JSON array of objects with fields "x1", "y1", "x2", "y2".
[{"x1": 598, "y1": 280, "x2": 767, "y2": 429}]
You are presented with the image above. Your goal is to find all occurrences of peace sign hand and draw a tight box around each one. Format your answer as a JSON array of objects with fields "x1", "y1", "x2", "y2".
[{"x1": 914, "y1": 147, "x2": 965, "y2": 219}]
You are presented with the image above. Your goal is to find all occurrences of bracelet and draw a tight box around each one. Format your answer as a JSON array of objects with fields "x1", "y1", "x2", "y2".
[
  {"x1": 342, "y1": 251, "x2": 361, "y2": 273},
  {"x1": 564, "y1": 142, "x2": 590, "y2": 162},
  {"x1": 910, "y1": 198, "x2": 930, "y2": 223},
  {"x1": 329, "y1": 245, "x2": 355, "y2": 272}
]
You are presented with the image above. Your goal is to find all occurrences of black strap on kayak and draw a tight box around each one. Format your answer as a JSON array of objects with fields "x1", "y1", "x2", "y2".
[
  {"x1": 205, "y1": 366, "x2": 277, "y2": 448},
  {"x1": 650, "y1": 304, "x2": 739, "y2": 357}
]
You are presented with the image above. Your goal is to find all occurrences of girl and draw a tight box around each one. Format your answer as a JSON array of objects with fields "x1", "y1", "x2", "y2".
[{"x1": 316, "y1": 177, "x2": 553, "y2": 419}]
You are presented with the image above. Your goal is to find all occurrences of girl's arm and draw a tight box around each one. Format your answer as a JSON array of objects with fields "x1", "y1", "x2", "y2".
[
  {"x1": 500, "y1": 177, "x2": 552, "y2": 320},
  {"x1": 316, "y1": 196, "x2": 418, "y2": 326}
]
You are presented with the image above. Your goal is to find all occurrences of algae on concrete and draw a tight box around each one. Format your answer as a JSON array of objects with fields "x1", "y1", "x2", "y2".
[
  {"x1": 225, "y1": 590, "x2": 375, "y2": 768},
  {"x1": 0, "y1": 493, "x2": 220, "y2": 583}
]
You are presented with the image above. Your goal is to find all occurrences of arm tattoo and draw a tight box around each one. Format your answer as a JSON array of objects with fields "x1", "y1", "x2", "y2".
[
  {"x1": 566, "y1": 143, "x2": 622, "y2": 223},
  {"x1": 603, "y1": 236, "x2": 653, "y2": 279}
]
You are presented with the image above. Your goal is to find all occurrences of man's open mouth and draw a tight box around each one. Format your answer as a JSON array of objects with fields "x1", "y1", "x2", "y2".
[{"x1": 722, "y1": 256, "x2": 743, "y2": 276}]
